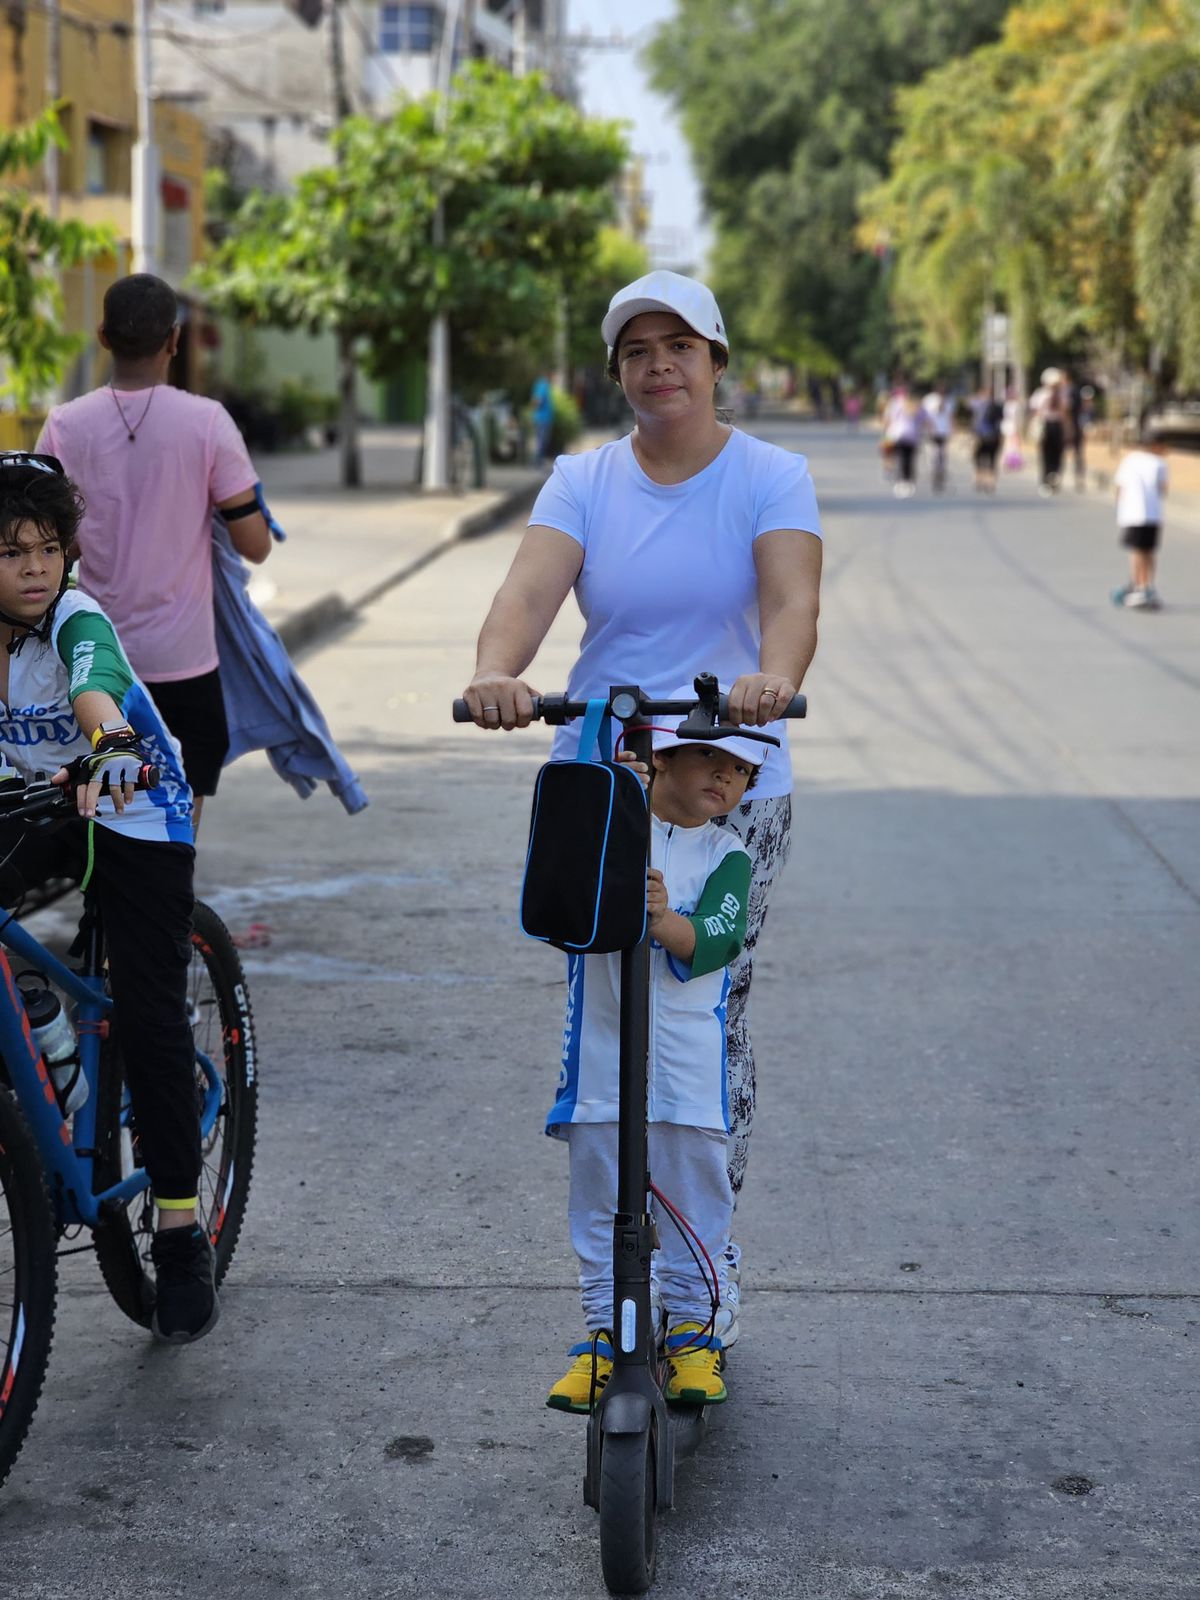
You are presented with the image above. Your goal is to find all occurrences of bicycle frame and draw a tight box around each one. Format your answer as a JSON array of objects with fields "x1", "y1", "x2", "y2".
[{"x1": 0, "y1": 903, "x2": 222, "y2": 1231}]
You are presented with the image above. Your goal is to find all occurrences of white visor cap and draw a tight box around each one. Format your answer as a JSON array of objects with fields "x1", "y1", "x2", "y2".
[
  {"x1": 602, "y1": 271, "x2": 729, "y2": 361},
  {"x1": 651, "y1": 685, "x2": 767, "y2": 768}
]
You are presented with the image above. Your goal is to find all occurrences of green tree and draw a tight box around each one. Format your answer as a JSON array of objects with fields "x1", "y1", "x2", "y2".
[
  {"x1": 565, "y1": 226, "x2": 648, "y2": 376},
  {"x1": 866, "y1": 0, "x2": 1200, "y2": 388},
  {"x1": 1067, "y1": 0, "x2": 1200, "y2": 385},
  {"x1": 0, "y1": 107, "x2": 115, "y2": 420},
  {"x1": 645, "y1": 0, "x2": 1011, "y2": 377},
  {"x1": 193, "y1": 64, "x2": 626, "y2": 484}
]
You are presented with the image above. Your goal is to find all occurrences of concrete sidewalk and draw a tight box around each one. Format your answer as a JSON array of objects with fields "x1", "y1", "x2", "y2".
[{"x1": 248, "y1": 426, "x2": 605, "y2": 655}]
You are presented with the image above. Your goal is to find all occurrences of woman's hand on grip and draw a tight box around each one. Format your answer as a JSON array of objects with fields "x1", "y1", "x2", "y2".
[
  {"x1": 727, "y1": 672, "x2": 797, "y2": 728},
  {"x1": 461, "y1": 674, "x2": 537, "y2": 730}
]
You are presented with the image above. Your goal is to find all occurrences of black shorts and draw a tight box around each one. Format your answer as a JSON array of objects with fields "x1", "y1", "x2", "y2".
[
  {"x1": 973, "y1": 437, "x2": 999, "y2": 469},
  {"x1": 1120, "y1": 523, "x2": 1161, "y2": 553},
  {"x1": 144, "y1": 667, "x2": 230, "y2": 797}
]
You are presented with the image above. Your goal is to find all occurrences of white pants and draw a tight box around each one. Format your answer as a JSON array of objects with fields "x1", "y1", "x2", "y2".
[{"x1": 566, "y1": 1122, "x2": 732, "y2": 1332}]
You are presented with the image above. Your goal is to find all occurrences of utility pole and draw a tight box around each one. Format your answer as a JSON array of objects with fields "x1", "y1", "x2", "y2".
[
  {"x1": 131, "y1": 0, "x2": 159, "y2": 274},
  {"x1": 326, "y1": 0, "x2": 361, "y2": 487},
  {"x1": 44, "y1": 0, "x2": 61, "y2": 220},
  {"x1": 421, "y1": 0, "x2": 463, "y2": 492}
]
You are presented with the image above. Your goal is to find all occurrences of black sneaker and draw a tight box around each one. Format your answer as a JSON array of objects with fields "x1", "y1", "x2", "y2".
[{"x1": 150, "y1": 1225, "x2": 220, "y2": 1344}]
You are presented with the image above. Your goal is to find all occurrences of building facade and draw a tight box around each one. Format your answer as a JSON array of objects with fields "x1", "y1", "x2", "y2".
[{"x1": 1, "y1": 0, "x2": 209, "y2": 410}]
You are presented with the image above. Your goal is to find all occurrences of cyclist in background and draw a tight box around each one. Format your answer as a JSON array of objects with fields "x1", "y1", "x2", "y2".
[
  {"x1": 36, "y1": 273, "x2": 272, "y2": 827},
  {"x1": 0, "y1": 454, "x2": 217, "y2": 1343}
]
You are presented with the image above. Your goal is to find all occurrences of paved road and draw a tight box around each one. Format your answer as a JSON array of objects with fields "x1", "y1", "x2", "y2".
[{"x1": 6, "y1": 423, "x2": 1199, "y2": 1599}]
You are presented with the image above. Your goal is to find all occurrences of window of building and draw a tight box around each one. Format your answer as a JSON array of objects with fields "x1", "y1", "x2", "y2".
[
  {"x1": 379, "y1": 3, "x2": 435, "y2": 53},
  {"x1": 85, "y1": 123, "x2": 116, "y2": 194}
]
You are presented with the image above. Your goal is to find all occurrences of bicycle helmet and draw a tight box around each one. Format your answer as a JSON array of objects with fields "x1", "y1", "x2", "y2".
[{"x1": 0, "y1": 453, "x2": 76, "y2": 652}]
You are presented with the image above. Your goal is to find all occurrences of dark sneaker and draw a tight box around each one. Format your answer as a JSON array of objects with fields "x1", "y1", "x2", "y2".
[{"x1": 150, "y1": 1225, "x2": 220, "y2": 1344}]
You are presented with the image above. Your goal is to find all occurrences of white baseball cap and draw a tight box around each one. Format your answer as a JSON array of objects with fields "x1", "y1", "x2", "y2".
[
  {"x1": 602, "y1": 271, "x2": 729, "y2": 359},
  {"x1": 651, "y1": 684, "x2": 767, "y2": 768}
]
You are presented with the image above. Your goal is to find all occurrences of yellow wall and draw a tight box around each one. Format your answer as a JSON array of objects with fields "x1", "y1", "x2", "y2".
[{"x1": 1, "y1": 0, "x2": 208, "y2": 398}]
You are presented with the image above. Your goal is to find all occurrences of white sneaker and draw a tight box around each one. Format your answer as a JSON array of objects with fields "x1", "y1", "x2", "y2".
[{"x1": 1124, "y1": 587, "x2": 1158, "y2": 609}]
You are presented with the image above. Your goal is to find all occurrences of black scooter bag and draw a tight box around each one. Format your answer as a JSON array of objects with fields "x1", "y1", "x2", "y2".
[{"x1": 520, "y1": 699, "x2": 648, "y2": 954}]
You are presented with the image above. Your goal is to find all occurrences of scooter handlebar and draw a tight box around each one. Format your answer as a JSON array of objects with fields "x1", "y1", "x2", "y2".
[{"x1": 451, "y1": 692, "x2": 807, "y2": 723}]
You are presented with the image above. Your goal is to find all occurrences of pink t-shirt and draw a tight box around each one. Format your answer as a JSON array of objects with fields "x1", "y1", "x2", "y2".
[{"x1": 37, "y1": 386, "x2": 257, "y2": 681}]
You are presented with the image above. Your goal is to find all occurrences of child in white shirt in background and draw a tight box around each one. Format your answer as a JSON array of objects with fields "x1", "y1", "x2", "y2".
[{"x1": 1113, "y1": 437, "x2": 1169, "y2": 610}]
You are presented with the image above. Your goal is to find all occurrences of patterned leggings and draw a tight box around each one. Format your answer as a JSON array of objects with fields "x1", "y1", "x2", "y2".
[{"x1": 712, "y1": 793, "x2": 793, "y2": 1195}]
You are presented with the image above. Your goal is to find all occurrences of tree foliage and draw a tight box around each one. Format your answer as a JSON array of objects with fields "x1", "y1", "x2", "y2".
[
  {"x1": 192, "y1": 64, "x2": 627, "y2": 398},
  {"x1": 866, "y1": 0, "x2": 1200, "y2": 384},
  {"x1": 645, "y1": 0, "x2": 1011, "y2": 375},
  {"x1": 0, "y1": 107, "x2": 116, "y2": 414}
]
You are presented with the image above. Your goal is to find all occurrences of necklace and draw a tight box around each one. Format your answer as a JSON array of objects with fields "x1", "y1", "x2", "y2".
[{"x1": 107, "y1": 382, "x2": 158, "y2": 442}]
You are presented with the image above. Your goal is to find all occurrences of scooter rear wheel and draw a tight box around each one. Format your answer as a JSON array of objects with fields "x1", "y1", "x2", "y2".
[{"x1": 598, "y1": 1427, "x2": 657, "y2": 1595}]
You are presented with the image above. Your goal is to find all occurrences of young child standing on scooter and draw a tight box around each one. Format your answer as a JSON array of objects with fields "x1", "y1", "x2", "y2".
[{"x1": 547, "y1": 707, "x2": 762, "y2": 1413}]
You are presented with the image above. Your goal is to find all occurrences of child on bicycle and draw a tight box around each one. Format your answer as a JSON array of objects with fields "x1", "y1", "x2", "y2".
[
  {"x1": 547, "y1": 702, "x2": 761, "y2": 1413},
  {"x1": 0, "y1": 453, "x2": 216, "y2": 1344}
]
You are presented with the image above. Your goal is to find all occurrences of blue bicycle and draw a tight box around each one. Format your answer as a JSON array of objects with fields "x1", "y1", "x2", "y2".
[{"x1": 0, "y1": 771, "x2": 257, "y2": 1489}]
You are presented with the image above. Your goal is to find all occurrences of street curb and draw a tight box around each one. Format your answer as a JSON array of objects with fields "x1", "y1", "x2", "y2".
[{"x1": 272, "y1": 476, "x2": 542, "y2": 656}]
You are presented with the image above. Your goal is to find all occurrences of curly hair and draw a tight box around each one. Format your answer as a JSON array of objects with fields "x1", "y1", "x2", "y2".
[{"x1": 0, "y1": 465, "x2": 86, "y2": 553}]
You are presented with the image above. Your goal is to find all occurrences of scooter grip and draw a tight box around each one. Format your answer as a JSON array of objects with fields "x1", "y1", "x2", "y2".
[
  {"x1": 451, "y1": 698, "x2": 547, "y2": 722},
  {"x1": 783, "y1": 694, "x2": 807, "y2": 718}
]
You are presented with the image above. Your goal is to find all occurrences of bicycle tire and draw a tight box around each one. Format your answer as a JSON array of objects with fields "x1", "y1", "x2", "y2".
[
  {"x1": 92, "y1": 900, "x2": 258, "y2": 1326},
  {"x1": 0, "y1": 1085, "x2": 57, "y2": 1492},
  {"x1": 598, "y1": 1428, "x2": 658, "y2": 1596}
]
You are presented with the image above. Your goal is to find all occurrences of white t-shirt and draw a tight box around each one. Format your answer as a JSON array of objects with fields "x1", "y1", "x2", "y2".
[
  {"x1": 921, "y1": 393, "x2": 954, "y2": 438},
  {"x1": 528, "y1": 429, "x2": 822, "y2": 800},
  {"x1": 1114, "y1": 450, "x2": 1168, "y2": 528}
]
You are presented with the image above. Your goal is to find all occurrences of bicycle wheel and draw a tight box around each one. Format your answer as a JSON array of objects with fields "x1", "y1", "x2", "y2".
[
  {"x1": 0, "y1": 1086, "x2": 57, "y2": 1492},
  {"x1": 598, "y1": 1427, "x2": 658, "y2": 1596},
  {"x1": 92, "y1": 900, "x2": 258, "y2": 1326}
]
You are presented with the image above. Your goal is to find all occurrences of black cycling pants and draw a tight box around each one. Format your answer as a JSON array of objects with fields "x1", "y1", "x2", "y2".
[{"x1": 0, "y1": 821, "x2": 200, "y2": 1201}]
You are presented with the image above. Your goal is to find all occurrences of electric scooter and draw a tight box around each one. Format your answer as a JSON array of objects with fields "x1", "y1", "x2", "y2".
[{"x1": 453, "y1": 673, "x2": 806, "y2": 1594}]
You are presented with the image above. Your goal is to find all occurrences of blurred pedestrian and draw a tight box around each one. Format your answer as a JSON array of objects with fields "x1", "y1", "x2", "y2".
[
  {"x1": 883, "y1": 385, "x2": 925, "y2": 498},
  {"x1": 1029, "y1": 367, "x2": 1074, "y2": 495},
  {"x1": 921, "y1": 381, "x2": 955, "y2": 492},
  {"x1": 1066, "y1": 371, "x2": 1090, "y2": 491},
  {"x1": 969, "y1": 386, "x2": 1004, "y2": 492},
  {"x1": 1001, "y1": 387, "x2": 1024, "y2": 472},
  {"x1": 1112, "y1": 435, "x2": 1169, "y2": 610},
  {"x1": 530, "y1": 369, "x2": 555, "y2": 466},
  {"x1": 36, "y1": 273, "x2": 271, "y2": 827}
]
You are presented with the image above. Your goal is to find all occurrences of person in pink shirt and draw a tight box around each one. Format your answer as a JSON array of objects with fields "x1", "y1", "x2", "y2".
[{"x1": 37, "y1": 274, "x2": 272, "y2": 822}]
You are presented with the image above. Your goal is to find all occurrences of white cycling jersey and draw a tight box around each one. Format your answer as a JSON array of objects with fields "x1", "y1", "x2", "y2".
[
  {"x1": 0, "y1": 590, "x2": 192, "y2": 844},
  {"x1": 548, "y1": 814, "x2": 750, "y2": 1135}
]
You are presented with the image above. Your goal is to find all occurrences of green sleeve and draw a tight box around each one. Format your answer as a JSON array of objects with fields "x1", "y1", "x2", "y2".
[
  {"x1": 686, "y1": 849, "x2": 752, "y2": 979},
  {"x1": 56, "y1": 611, "x2": 135, "y2": 704}
]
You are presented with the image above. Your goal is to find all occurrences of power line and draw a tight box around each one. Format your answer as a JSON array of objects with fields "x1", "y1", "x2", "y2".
[{"x1": 156, "y1": 28, "x2": 320, "y2": 120}]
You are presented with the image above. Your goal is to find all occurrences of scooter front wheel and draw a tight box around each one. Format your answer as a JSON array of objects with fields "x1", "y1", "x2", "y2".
[{"x1": 598, "y1": 1427, "x2": 658, "y2": 1595}]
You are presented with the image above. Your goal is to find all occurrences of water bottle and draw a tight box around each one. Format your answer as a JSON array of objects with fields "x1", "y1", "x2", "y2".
[{"x1": 21, "y1": 985, "x2": 87, "y2": 1115}]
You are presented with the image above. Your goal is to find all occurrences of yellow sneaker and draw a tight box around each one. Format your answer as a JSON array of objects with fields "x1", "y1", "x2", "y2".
[
  {"x1": 664, "y1": 1323, "x2": 727, "y2": 1406},
  {"x1": 546, "y1": 1332, "x2": 614, "y2": 1413}
]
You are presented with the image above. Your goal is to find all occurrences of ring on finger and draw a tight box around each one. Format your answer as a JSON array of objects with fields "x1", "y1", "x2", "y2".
[{"x1": 760, "y1": 688, "x2": 778, "y2": 700}]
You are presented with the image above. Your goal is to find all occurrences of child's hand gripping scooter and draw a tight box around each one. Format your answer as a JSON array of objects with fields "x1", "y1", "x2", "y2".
[{"x1": 452, "y1": 672, "x2": 806, "y2": 1596}]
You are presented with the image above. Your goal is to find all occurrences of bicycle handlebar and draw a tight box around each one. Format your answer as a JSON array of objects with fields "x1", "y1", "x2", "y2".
[{"x1": 0, "y1": 764, "x2": 161, "y2": 824}]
